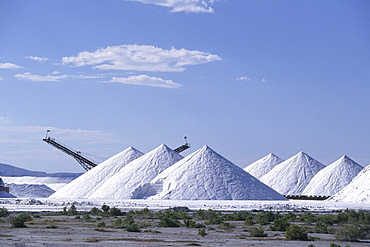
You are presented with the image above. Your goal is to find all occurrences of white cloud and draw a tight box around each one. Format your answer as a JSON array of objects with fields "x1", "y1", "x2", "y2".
[
  {"x1": 26, "y1": 56, "x2": 49, "y2": 62},
  {"x1": 14, "y1": 72, "x2": 69, "y2": 82},
  {"x1": 0, "y1": 62, "x2": 23, "y2": 69},
  {"x1": 0, "y1": 77, "x2": 3, "y2": 80},
  {"x1": 236, "y1": 76, "x2": 251, "y2": 82},
  {"x1": 14, "y1": 72, "x2": 102, "y2": 82},
  {"x1": 62, "y1": 44, "x2": 222, "y2": 72},
  {"x1": 129, "y1": 0, "x2": 218, "y2": 13},
  {"x1": 108, "y1": 74, "x2": 181, "y2": 88},
  {"x1": 261, "y1": 78, "x2": 266, "y2": 82}
]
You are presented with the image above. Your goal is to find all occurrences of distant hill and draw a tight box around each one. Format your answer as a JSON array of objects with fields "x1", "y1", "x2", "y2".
[{"x1": 0, "y1": 163, "x2": 82, "y2": 178}]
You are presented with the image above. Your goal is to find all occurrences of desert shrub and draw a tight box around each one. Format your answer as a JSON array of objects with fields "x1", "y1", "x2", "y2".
[
  {"x1": 126, "y1": 223, "x2": 141, "y2": 232},
  {"x1": 184, "y1": 219, "x2": 205, "y2": 228},
  {"x1": 83, "y1": 214, "x2": 95, "y2": 222},
  {"x1": 11, "y1": 213, "x2": 32, "y2": 228},
  {"x1": 101, "y1": 204, "x2": 110, "y2": 214},
  {"x1": 0, "y1": 207, "x2": 9, "y2": 217},
  {"x1": 112, "y1": 218, "x2": 124, "y2": 228},
  {"x1": 270, "y1": 217, "x2": 290, "y2": 231},
  {"x1": 255, "y1": 211, "x2": 276, "y2": 225},
  {"x1": 285, "y1": 225, "x2": 308, "y2": 241},
  {"x1": 314, "y1": 222, "x2": 329, "y2": 234},
  {"x1": 249, "y1": 226, "x2": 267, "y2": 237},
  {"x1": 218, "y1": 222, "x2": 235, "y2": 229},
  {"x1": 158, "y1": 217, "x2": 180, "y2": 227},
  {"x1": 335, "y1": 224, "x2": 368, "y2": 242},
  {"x1": 109, "y1": 207, "x2": 124, "y2": 216},
  {"x1": 194, "y1": 209, "x2": 221, "y2": 220},
  {"x1": 298, "y1": 212, "x2": 316, "y2": 225},
  {"x1": 307, "y1": 244, "x2": 316, "y2": 247},
  {"x1": 46, "y1": 224, "x2": 58, "y2": 229},
  {"x1": 123, "y1": 215, "x2": 135, "y2": 226},
  {"x1": 97, "y1": 222, "x2": 106, "y2": 228},
  {"x1": 205, "y1": 218, "x2": 224, "y2": 225},
  {"x1": 198, "y1": 228, "x2": 207, "y2": 237},
  {"x1": 244, "y1": 215, "x2": 255, "y2": 225},
  {"x1": 89, "y1": 207, "x2": 102, "y2": 215},
  {"x1": 68, "y1": 205, "x2": 78, "y2": 215}
]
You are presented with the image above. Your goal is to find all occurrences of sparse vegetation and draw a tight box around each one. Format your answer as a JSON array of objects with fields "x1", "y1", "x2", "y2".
[
  {"x1": 11, "y1": 213, "x2": 32, "y2": 228},
  {"x1": 285, "y1": 225, "x2": 308, "y2": 241},
  {"x1": 0, "y1": 207, "x2": 9, "y2": 217}
]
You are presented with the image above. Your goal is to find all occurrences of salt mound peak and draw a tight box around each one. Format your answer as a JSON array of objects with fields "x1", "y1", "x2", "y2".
[
  {"x1": 243, "y1": 153, "x2": 284, "y2": 179},
  {"x1": 88, "y1": 144, "x2": 183, "y2": 199},
  {"x1": 303, "y1": 155, "x2": 363, "y2": 196},
  {"x1": 330, "y1": 163, "x2": 370, "y2": 203},
  {"x1": 50, "y1": 146, "x2": 144, "y2": 199},
  {"x1": 133, "y1": 145, "x2": 286, "y2": 200},
  {"x1": 260, "y1": 151, "x2": 325, "y2": 195}
]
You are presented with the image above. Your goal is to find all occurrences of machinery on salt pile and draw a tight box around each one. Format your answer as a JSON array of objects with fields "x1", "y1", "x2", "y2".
[{"x1": 43, "y1": 130, "x2": 190, "y2": 171}]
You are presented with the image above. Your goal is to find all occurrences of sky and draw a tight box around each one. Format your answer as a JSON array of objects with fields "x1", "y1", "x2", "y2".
[{"x1": 0, "y1": 0, "x2": 369, "y2": 173}]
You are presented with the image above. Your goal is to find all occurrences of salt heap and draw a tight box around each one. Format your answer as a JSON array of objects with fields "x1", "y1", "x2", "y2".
[
  {"x1": 243, "y1": 153, "x2": 284, "y2": 179},
  {"x1": 50, "y1": 146, "x2": 143, "y2": 199},
  {"x1": 89, "y1": 144, "x2": 183, "y2": 199},
  {"x1": 260, "y1": 152, "x2": 325, "y2": 195},
  {"x1": 302, "y1": 155, "x2": 363, "y2": 196},
  {"x1": 133, "y1": 145, "x2": 287, "y2": 200},
  {"x1": 330, "y1": 163, "x2": 370, "y2": 203}
]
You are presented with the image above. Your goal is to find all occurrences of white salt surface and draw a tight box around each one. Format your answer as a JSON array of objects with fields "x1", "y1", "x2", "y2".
[
  {"x1": 89, "y1": 144, "x2": 183, "y2": 199},
  {"x1": 50, "y1": 146, "x2": 143, "y2": 199},
  {"x1": 135, "y1": 145, "x2": 286, "y2": 200},
  {"x1": 6, "y1": 184, "x2": 55, "y2": 198},
  {"x1": 243, "y1": 153, "x2": 284, "y2": 179},
  {"x1": 330, "y1": 164, "x2": 370, "y2": 203},
  {"x1": 2, "y1": 198, "x2": 370, "y2": 213},
  {"x1": 303, "y1": 155, "x2": 363, "y2": 196},
  {"x1": 260, "y1": 152, "x2": 325, "y2": 195}
]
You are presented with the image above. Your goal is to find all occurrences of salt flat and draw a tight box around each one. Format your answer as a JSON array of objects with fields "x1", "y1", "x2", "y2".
[{"x1": 2, "y1": 198, "x2": 370, "y2": 212}]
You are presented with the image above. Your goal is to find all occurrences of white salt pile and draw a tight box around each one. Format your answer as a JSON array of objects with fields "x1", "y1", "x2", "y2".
[
  {"x1": 50, "y1": 146, "x2": 143, "y2": 199},
  {"x1": 88, "y1": 144, "x2": 183, "y2": 199},
  {"x1": 6, "y1": 184, "x2": 55, "y2": 198},
  {"x1": 303, "y1": 155, "x2": 363, "y2": 196},
  {"x1": 330, "y1": 163, "x2": 370, "y2": 203},
  {"x1": 0, "y1": 190, "x2": 16, "y2": 198},
  {"x1": 243, "y1": 153, "x2": 284, "y2": 179},
  {"x1": 133, "y1": 145, "x2": 287, "y2": 200},
  {"x1": 3, "y1": 176, "x2": 75, "y2": 191},
  {"x1": 260, "y1": 151, "x2": 325, "y2": 195}
]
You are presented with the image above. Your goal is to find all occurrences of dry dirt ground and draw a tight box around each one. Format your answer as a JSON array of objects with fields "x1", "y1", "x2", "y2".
[{"x1": 0, "y1": 213, "x2": 369, "y2": 247}]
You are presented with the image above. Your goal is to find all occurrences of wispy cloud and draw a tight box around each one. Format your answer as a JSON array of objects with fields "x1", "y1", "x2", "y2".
[
  {"x1": 236, "y1": 76, "x2": 251, "y2": 82},
  {"x1": 26, "y1": 56, "x2": 49, "y2": 62},
  {"x1": 14, "y1": 72, "x2": 103, "y2": 82},
  {"x1": 14, "y1": 72, "x2": 69, "y2": 82},
  {"x1": 62, "y1": 44, "x2": 222, "y2": 72},
  {"x1": 0, "y1": 77, "x2": 3, "y2": 81},
  {"x1": 0, "y1": 62, "x2": 23, "y2": 69},
  {"x1": 108, "y1": 74, "x2": 181, "y2": 88},
  {"x1": 128, "y1": 0, "x2": 218, "y2": 13}
]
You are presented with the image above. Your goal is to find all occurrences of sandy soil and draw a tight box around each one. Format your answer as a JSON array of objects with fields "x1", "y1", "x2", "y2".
[{"x1": 0, "y1": 214, "x2": 368, "y2": 247}]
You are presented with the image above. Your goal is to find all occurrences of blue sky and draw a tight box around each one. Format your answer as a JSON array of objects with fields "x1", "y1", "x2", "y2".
[{"x1": 1, "y1": 0, "x2": 369, "y2": 173}]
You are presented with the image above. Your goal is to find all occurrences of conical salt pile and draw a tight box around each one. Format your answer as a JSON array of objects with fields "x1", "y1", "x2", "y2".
[
  {"x1": 302, "y1": 155, "x2": 363, "y2": 196},
  {"x1": 330, "y1": 163, "x2": 370, "y2": 203},
  {"x1": 260, "y1": 151, "x2": 325, "y2": 195},
  {"x1": 50, "y1": 146, "x2": 143, "y2": 199},
  {"x1": 243, "y1": 153, "x2": 284, "y2": 179},
  {"x1": 133, "y1": 145, "x2": 287, "y2": 200},
  {"x1": 88, "y1": 144, "x2": 183, "y2": 199}
]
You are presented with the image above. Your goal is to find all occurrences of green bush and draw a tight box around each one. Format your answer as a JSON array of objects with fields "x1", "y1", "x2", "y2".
[
  {"x1": 158, "y1": 217, "x2": 180, "y2": 227},
  {"x1": 126, "y1": 224, "x2": 141, "y2": 232},
  {"x1": 249, "y1": 226, "x2": 267, "y2": 237},
  {"x1": 68, "y1": 205, "x2": 78, "y2": 215},
  {"x1": 270, "y1": 217, "x2": 290, "y2": 231},
  {"x1": 284, "y1": 225, "x2": 308, "y2": 241},
  {"x1": 11, "y1": 213, "x2": 32, "y2": 228},
  {"x1": 198, "y1": 228, "x2": 207, "y2": 237},
  {"x1": 184, "y1": 219, "x2": 205, "y2": 228},
  {"x1": 335, "y1": 224, "x2": 368, "y2": 242},
  {"x1": 0, "y1": 207, "x2": 9, "y2": 217},
  {"x1": 314, "y1": 222, "x2": 329, "y2": 234},
  {"x1": 97, "y1": 222, "x2": 106, "y2": 228},
  {"x1": 101, "y1": 204, "x2": 110, "y2": 213},
  {"x1": 244, "y1": 215, "x2": 255, "y2": 226},
  {"x1": 109, "y1": 207, "x2": 123, "y2": 216}
]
